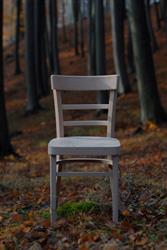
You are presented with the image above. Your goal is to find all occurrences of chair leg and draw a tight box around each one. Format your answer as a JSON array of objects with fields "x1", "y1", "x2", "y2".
[
  {"x1": 50, "y1": 155, "x2": 57, "y2": 227},
  {"x1": 56, "y1": 163, "x2": 62, "y2": 207},
  {"x1": 111, "y1": 155, "x2": 119, "y2": 223}
]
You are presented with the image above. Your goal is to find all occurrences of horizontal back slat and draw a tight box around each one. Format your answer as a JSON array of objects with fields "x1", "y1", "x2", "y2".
[
  {"x1": 62, "y1": 104, "x2": 109, "y2": 110},
  {"x1": 51, "y1": 75, "x2": 118, "y2": 91},
  {"x1": 63, "y1": 120, "x2": 108, "y2": 126}
]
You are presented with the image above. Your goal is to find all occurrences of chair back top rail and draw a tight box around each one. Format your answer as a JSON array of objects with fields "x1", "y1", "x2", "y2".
[
  {"x1": 51, "y1": 75, "x2": 118, "y2": 91},
  {"x1": 51, "y1": 75, "x2": 119, "y2": 138}
]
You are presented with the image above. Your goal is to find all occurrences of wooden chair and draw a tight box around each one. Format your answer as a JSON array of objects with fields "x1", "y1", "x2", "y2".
[{"x1": 48, "y1": 75, "x2": 120, "y2": 227}]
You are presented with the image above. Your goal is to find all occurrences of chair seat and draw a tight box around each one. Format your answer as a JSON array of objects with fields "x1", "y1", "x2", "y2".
[{"x1": 48, "y1": 136, "x2": 120, "y2": 156}]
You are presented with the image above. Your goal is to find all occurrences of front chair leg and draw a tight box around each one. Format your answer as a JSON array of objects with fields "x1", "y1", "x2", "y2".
[
  {"x1": 56, "y1": 163, "x2": 62, "y2": 207},
  {"x1": 112, "y1": 155, "x2": 119, "y2": 223},
  {"x1": 50, "y1": 155, "x2": 57, "y2": 227}
]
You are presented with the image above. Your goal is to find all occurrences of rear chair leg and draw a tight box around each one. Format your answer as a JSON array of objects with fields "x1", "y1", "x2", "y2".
[
  {"x1": 50, "y1": 155, "x2": 57, "y2": 227},
  {"x1": 111, "y1": 156, "x2": 119, "y2": 223}
]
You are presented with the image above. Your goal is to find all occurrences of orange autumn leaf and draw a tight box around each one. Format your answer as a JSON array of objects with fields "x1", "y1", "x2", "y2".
[
  {"x1": 144, "y1": 121, "x2": 158, "y2": 131},
  {"x1": 11, "y1": 212, "x2": 23, "y2": 222},
  {"x1": 121, "y1": 209, "x2": 130, "y2": 217}
]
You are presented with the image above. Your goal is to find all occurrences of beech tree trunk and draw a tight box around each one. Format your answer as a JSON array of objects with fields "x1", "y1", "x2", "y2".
[
  {"x1": 62, "y1": 0, "x2": 67, "y2": 43},
  {"x1": 88, "y1": 0, "x2": 96, "y2": 75},
  {"x1": 50, "y1": 0, "x2": 60, "y2": 74},
  {"x1": 34, "y1": 0, "x2": 49, "y2": 96},
  {"x1": 127, "y1": 23, "x2": 135, "y2": 74},
  {"x1": 160, "y1": 0, "x2": 167, "y2": 33},
  {"x1": 0, "y1": 0, "x2": 13, "y2": 156},
  {"x1": 72, "y1": 0, "x2": 79, "y2": 55},
  {"x1": 154, "y1": 1, "x2": 161, "y2": 30},
  {"x1": 15, "y1": 0, "x2": 21, "y2": 75},
  {"x1": 126, "y1": 0, "x2": 166, "y2": 124},
  {"x1": 95, "y1": 0, "x2": 108, "y2": 104},
  {"x1": 25, "y1": 0, "x2": 40, "y2": 112},
  {"x1": 111, "y1": 0, "x2": 131, "y2": 94},
  {"x1": 145, "y1": 0, "x2": 158, "y2": 52},
  {"x1": 79, "y1": 0, "x2": 84, "y2": 57}
]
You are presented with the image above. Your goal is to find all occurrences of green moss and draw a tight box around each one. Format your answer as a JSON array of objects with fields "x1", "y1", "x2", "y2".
[
  {"x1": 57, "y1": 201, "x2": 99, "y2": 217},
  {"x1": 39, "y1": 201, "x2": 100, "y2": 219},
  {"x1": 40, "y1": 209, "x2": 50, "y2": 219}
]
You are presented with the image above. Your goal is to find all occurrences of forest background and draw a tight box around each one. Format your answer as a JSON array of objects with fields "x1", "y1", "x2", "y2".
[{"x1": 0, "y1": 0, "x2": 167, "y2": 249}]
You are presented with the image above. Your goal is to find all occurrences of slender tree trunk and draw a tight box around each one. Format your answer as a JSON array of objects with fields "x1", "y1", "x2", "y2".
[
  {"x1": 72, "y1": 0, "x2": 79, "y2": 55},
  {"x1": 127, "y1": 23, "x2": 135, "y2": 74},
  {"x1": 0, "y1": 0, "x2": 13, "y2": 156},
  {"x1": 79, "y1": 0, "x2": 84, "y2": 57},
  {"x1": 50, "y1": 0, "x2": 60, "y2": 74},
  {"x1": 126, "y1": 0, "x2": 166, "y2": 124},
  {"x1": 154, "y1": 1, "x2": 161, "y2": 30},
  {"x1": 48, "y1": 0, "x2": 54, "y2": 72},
  {"x1": 95, "y1": 0, "x2": 105, "y2": 75},
  {"x1": 160, "y1": 0, "x2": 167, "y2": 33},
  {"x1": 34, "y1": 0, "x2": 49, "y2": 96},
  {"x1": 160, "y1": 0, "x2": 167, "y2": 26},
  {"x1": 95, "y1": 0, "x2": 108, "y2": 104},
  {"x1": 15, "y1": 0, "x2": 21, "y2": 75},
  {"x1": 9, "y1": 0, "x2": 15, "y2": 44},
  {"x1": 25, "y1": 0, "x2": 40, "y2": 112},
  {"x1": 34, "y1": 0, "x2": 42, "y2": 97},
  {"x1": 145, "y1": 0, "x2": 158, "y2": 52},
  {"x1": 88, "y1": 0, "x2": 96, "y2": 75},
  {"x1": 62, "y1": 0, "x2": 67, "y2": 43},
  {"x1": 111, "y1": 0, "x2": 131, "y2": 94},
  {"x1": 41, "y1": 2, "x2": 49, "y2": 94}
]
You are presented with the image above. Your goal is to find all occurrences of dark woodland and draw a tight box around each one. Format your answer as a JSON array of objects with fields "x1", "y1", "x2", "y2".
[{"x1": 0, "y1": 0, "x2": 167, "y2": 249}]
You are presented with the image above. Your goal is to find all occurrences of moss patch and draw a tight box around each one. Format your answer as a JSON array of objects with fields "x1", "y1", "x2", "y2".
[
  {"x1": 40, "y1": 201, "x2": 100, "y2": 219},
  {"x1": 57, "y1": 201, "x2": 99, "y2": 217}
]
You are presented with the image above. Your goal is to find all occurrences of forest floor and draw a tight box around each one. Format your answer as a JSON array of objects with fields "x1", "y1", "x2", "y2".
[{"x1": 1, "y1": 15, "x2": 167, "y2": 250}]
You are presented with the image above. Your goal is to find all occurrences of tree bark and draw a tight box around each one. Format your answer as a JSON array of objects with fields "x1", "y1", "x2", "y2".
[
  {"x1": 34, "y1": 0, "x2": 49, "y2": 97},
  {"x1": 0, "y1": 0, "x2": 13, "y2": 156},
  {"x1": 72, "y1": 0, "x2": 79, "y2": 55},
  {"x1": 127, "y1": 23, "x2": 135, "y2": 74},
  {"x1": 111, "y1": 0, "x2": 131, "y2": 94},
  {"x1": 61, "y1": 0, "x2": 67, "y2": 43},
  {"x1": 88, "y1": 0, "x2": 96, "y2": 75},
  {"x1": 79, "y1": 0, "x2": 84, "y2": 57},
  {"x1": 154, "y1": 1, "x2": 161, "y2": 30},
  {"x1": 15, "y1": 0, "x2": 21, "y2": 75},
  {"x1": 50, "y1": 0, "x2": 60, "y2": 74},
  {"x1": 126, "y1": 0, "x2": 166, "y2": 124},
  {"x1": 160, "y1": 0, "x2": 167, "y2": 33},
  {"x1": 95, "y1": 0, "x2": 108, "y2": 104},
  {"x1": 25, "y1": 0, "x2": 40, "y2": 112},
  {"x1": 145, "y1": 0, "x2": 158, "y2": 52}
]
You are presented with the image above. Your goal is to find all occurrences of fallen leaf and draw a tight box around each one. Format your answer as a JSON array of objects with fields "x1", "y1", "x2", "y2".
[
  {"x1": 135, "y1": 237, "x2": 148, "y2": 246},
  {"x1": 28, "y1": 242, "x2": 42, "y2": 250},
  {"x1": 55, "y1": 218, "x2": 67, "y2": 229},
  {"x1": 93, "y1": 233, "x2": 100, "y2": 241},
  {"x1": 11, "y1": 212, "x2": 23, "y2": 222},
  {"x1": 145, "y1": 121, "x2": 158, "y2": 131},
  {"x1": 79, "y1": 246, "x2": 89, "y2": 250},
  {"x1": 103, "y1": 240, "x2": 119, "y2": 250},
  {"x1": 0, "y1": 215, "x2": 3, "y2": 222},
  {"x1": 121, "y1": 209, "x2": 130, "y2": 217},
  {"x1": 22, "y1": 226, "x2": 31, "y2": 233},
  {"x1": 0, "y1": 242, "x2": 5, "y2": 250}
]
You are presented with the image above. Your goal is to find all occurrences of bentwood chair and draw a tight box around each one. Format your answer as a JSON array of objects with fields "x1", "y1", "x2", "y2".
[{"x1": 48, "y1": 75, "x2": 120, "y2": 227}]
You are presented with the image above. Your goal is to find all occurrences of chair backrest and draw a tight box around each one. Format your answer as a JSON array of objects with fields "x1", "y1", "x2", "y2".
[{"x1": 51, "y1": 75, "x2": 119, "y2": 138}]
